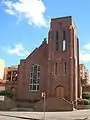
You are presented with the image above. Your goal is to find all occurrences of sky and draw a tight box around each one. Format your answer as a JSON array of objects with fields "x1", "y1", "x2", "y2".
[{"x1": 0, "y1": 0, "x2": 90, "y2": 73}]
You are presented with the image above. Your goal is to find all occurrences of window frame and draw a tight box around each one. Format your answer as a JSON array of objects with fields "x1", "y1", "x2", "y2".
[{"x1": 29, "y1": 64, "x2": 40, "y2": 91}]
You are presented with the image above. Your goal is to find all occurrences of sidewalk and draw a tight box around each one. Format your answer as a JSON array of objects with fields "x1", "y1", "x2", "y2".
[
  {"x1": 0, "y1": 110, "x2": 90, "y2": 120},
  {"x1": 0, "y1": 113, "x2": 39, "y2": 120}
]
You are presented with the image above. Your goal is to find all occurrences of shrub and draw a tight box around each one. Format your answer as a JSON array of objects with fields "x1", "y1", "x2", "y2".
[
  {"x1": 77, "y1": 98, "x2": 90, "y2": 105},
  {"x1": 82, "y1": 92, "x2": 90, "y2": 99},
  {"x1": 83, "y1": 99, "x2": 90, "y2": 105},
  {"x1": 0, "y1": 90, "x2": 12, "y2": 97},
  {"x1": 77, "y1": 98, "x2": 83, "y2": 105}
]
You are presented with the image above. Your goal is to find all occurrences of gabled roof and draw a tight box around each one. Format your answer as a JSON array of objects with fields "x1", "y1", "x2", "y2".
[{"x1": 26, "y1": 39, "x2": 48, "y2": 60}]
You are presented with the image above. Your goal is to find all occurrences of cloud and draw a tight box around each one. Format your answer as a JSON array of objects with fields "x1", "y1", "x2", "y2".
[
  {"x1": 5, "y1": 9, "x2": 16, "y2": 15},
  {"x1": 79, "y1": 52, "x2": 90, "y2": 62},
  {"x1": 2, "y1": 0, "x2": 48, "y2": 27},
  {"x1": 80, "y1": 43, "x2": 90, "y2": 62},
  {"x1": 83, "y1": 43, "x2": 90, "y2": 50},
  {"x1": 4, "y1": 43, "x2": 29, "y2": 57}
]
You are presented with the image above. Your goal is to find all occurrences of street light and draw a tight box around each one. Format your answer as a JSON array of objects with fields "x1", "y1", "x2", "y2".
[{"x1": 42, "y1": 92, "x2": 46, "y2": 120}]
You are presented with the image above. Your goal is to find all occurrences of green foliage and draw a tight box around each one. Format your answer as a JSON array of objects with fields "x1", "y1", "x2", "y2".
[
  {"x1": 0, "y1": 90, "x2": 12, "y2": 97},
  {"x1": 82, "y1": 92, "x2": 90, "y2": 99},
  {"x1": 84, "y1": 99, "x2": 90, "y2": 105},
  {"x1": 77, "y1": 92, "x2": 90, "y2": 105},
  {"x1": 77, "y1": 98, "x2": 83, "y2": 105},
  {"x1": 77, "y1": 98, "x2": 90, "y2": 105}
]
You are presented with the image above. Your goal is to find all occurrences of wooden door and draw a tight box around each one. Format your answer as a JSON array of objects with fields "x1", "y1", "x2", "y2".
[{"x1": 55, "y1": 86, "x2": 64, "y2": 98}]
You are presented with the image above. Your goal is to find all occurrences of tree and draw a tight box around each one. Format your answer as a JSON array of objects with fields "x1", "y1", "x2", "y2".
[{"x1": 0, "y1": 90, "x2": 12, "y2": 98}]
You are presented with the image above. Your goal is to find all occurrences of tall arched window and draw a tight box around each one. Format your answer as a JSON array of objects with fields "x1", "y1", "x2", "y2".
[
  {"x1": 54, "y1": 63, "x2": 57, "y2": 75},
  {"x1": 62, "y1": 30, "x2": 66, "y2": 51},
  {"x1": 30, "y1": 64, "x2": 40, "y2": 91},
  {"x1": 56, "y1": 31, "x2": 59, "y2": 51},
  {"x1": 63, "y1": 62, "x2": 67, "y2": 74}
]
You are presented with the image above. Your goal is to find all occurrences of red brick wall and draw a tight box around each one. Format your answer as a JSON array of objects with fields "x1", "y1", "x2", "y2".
[
  {"x1": 17, "y1": 43, "x2": 48, "y2": 101},
  {"x1": 17, "y1": 16, "x2": 80, "y2": 103},
  {"x1": 47, "y1": 16, "x2": 79, "y2": 102}
]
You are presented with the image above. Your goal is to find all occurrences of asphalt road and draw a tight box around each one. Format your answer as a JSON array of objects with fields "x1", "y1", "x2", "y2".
[{"x1": 0, "y1": 109, "x2": 90, "y2": 120}]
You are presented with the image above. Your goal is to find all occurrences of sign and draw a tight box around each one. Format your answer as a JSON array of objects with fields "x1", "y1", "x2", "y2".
[{"x1": 42, "y1": 92, "x2": 45, "y2": 97}]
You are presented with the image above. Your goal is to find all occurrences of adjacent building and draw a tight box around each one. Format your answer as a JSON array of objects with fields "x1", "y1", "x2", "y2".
[
  {"x1": 79, "y1": 64, "x2": 90, "y2": 94},
  {"x1": 0, "y1": 79, "x2": 6, "y2": 101},
  {"x1": 3, "y1": 65, "x2": 18, "y2": 81},
  {"x1": 0, "y1": 79, "x2": 6, "y2": 91},
  {"x1": 0, "y1": 59, "x2": 5, "y2": 79},
  {"x1": 79, "y1": 64, "x2": 89, "y2": 85},
  {"x1": 17, "y1": 16, "x2": 80, "y2": 104},
  {"x1": 3, "y1": 65, "x2": 18, "y2": 98}
]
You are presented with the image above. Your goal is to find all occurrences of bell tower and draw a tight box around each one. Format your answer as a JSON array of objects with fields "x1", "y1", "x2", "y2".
[{"x1": 47, "y1": 16, "x2": 80, "y2": 102}]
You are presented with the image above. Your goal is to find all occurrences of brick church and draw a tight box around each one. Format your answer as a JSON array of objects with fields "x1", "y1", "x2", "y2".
[{"x1": 16, "y1": 16, "x2": 80, "y2": 107}]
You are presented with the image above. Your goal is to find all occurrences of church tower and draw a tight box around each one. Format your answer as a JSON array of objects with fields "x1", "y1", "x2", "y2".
[{"x1": 47, "y1": 16, "x2": 80, "y2": 102}]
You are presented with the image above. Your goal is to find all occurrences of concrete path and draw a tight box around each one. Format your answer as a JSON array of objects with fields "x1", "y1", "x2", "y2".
[{"x1": 0, "y1": 109, "x2": 90, "y2": 120}]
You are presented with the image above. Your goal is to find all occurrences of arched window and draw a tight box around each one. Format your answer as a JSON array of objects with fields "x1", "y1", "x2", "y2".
[
  {"x1": 63, "y1": 40, "x2": 66, "y2": 51},
  {"x1": 30, "y1": 64, "x2": 40, "y2": 91},
  {"x1": 62, "y1": 30, "x2": 66, "y2": 51},
  {"x1": 63, "y1": 62, "x2": 67, "y2": 74},
  {"x1": 54, "y1": 63, "x2": 57, "y2": 75},
  {"x1": 56, "y1": 31, "x2": 59, "y2": 51}
]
